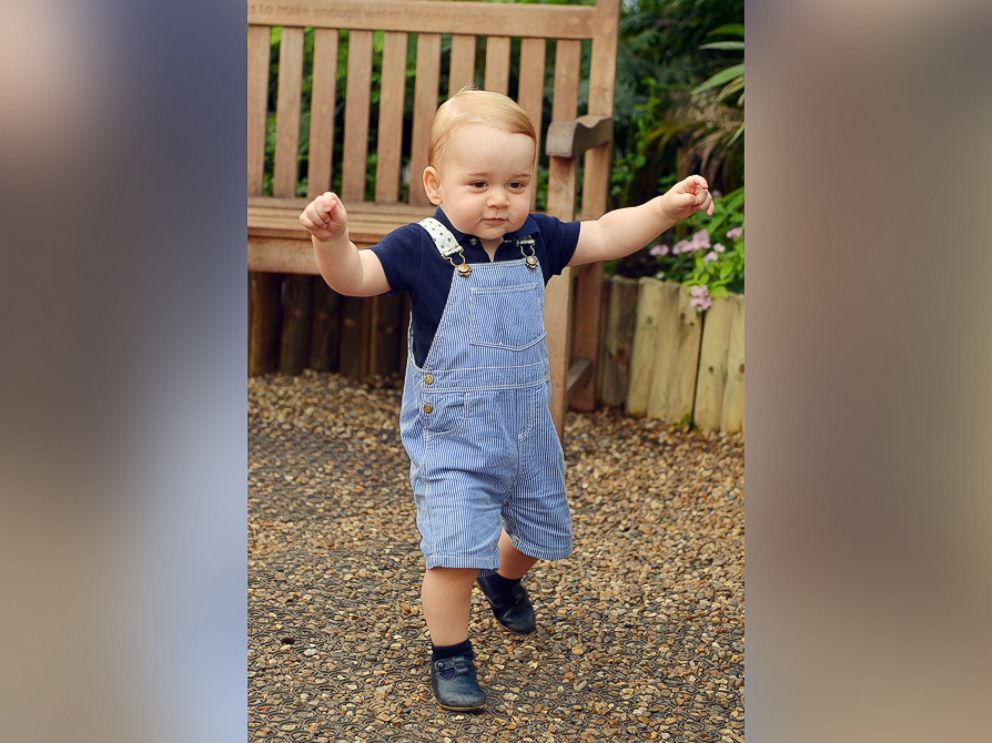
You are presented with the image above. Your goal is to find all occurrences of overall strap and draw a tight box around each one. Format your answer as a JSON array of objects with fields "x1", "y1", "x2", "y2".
[
  {"x1": 419, "y1": 217, "x2": 472, "y2": 277},
  {"x1": 418, "y1": 217, "x2": 463, "y2": 259}
]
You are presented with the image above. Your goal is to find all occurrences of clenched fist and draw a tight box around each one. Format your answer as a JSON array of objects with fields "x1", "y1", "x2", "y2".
[
  {"x1": 298, "y1": 191, "x2": 349, "y2": 243},
  {"x1": 659, "y1": 175, "x2": 714, "y2": 222}
]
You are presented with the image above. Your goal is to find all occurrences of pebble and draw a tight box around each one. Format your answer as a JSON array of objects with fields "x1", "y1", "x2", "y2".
[{"x1": 249, "y1": 371, "x2": 743, "y2": 740}]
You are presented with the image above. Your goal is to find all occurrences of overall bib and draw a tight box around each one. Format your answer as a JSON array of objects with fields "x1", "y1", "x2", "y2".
[{"x1": 399, "y1": 219, "x2": 572, "y2": 576}]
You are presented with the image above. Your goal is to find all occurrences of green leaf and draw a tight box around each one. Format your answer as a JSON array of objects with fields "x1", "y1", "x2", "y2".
[
  {"x1": 707, "y1": 23, "x2": 745, "y2": 38},
  {"x1": 691, "y1": 64, "x2": 745, "y2": 95},
  {"x1": 728, "y1": 122, "x2": 744, "y2": 146},
  {"x1": 710, "y1": 286, "x2": 729, "y2": 298},
  {"x1": 721, "y1": 77, "x2": 745, "y2": 97},
  {"x1": 700, "y1": 41, "x2": 744, "y2": 51}
]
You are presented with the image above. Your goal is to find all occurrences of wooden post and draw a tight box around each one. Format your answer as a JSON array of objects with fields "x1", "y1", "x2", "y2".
[
  {"x1": 545, "y1": 38, "x2": 581, "y2": 438},
  {"x1": 309, "y1": 280, "x2": 342, "y2": 372},
  {"x1": 369, "y1": 294, "x2": 403, "y2": 376},
  {"x1": 597, "y1": 276, "x2": 638, "y2": 407},
  {"x1": 570, "y1": 262, "x2": 603, "y2": 411},
  {"x1": 644, "y1": 283, "x2": 701, "y2": 423},
  {"x1": 338, "y1": 295, "x2": 371, "y2": 379},
  {"x1": 626, "y1": 278, "x2": 663, "y2": 415},
  {"x1": 279, "y1": 275, "x2": 313, "y2": 375},
  {"x1": 721, "y1": 294, "x2": 745, "y2": 434},
  {"x1": 693, "y1": 295, "x2": 734, "y2": 431},
  {"x1": 249, "y1": 273, "x2": 282, "y2": 375}
]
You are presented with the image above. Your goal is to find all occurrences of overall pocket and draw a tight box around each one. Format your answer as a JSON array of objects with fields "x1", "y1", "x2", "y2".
[
  {"x1": 468, "y1": 283, "x2": 547, "y2": 351},
  {"x1": 420, "y1": 391, "x2": 470, "y2": 439}
]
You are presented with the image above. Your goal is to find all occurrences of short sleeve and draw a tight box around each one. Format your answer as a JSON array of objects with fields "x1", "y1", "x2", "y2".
[
  {"x1": 369, "y1": 223, "x2": 424, "y2": 296},
  {"x1": 533, "y1": 213, "x2": 581, "y2": 279}
]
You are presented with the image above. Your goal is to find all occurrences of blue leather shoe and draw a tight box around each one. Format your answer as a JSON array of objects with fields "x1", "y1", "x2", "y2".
[
  {"x1": 476, "y1": 574, "x2": 536, "y2": 635},
  {"x1": 430, "y1": 654, "x2": 487, "y2": 712}
]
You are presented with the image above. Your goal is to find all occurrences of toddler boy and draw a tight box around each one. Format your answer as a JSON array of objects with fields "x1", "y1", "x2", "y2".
[{"x1": 298, "y1": 89, "x2": 713, "y2": 711}]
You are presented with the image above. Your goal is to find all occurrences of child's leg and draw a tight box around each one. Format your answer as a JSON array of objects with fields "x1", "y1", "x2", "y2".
[
  {"x1": 497, "y1": 528, "x2": 538, "y2": 579},
  {"x1": 421, "y1": 567, "x2": 479, "y2": 646}
]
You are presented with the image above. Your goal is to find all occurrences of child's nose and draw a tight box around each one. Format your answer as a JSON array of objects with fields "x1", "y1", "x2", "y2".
[{"x1": 487, "y1": 189, "x2": 508, "y2": 207}]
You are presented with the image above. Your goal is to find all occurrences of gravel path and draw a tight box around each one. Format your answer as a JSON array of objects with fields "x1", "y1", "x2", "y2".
[{"x1": 249, "y1": 371, "x2": 744, "y2": 742}]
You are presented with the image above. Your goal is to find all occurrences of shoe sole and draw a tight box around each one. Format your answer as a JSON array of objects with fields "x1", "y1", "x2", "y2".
[
  {"x1": 495, "y1": 618, "x2": 536, "y2": 635},
  {"x1": 437, "y1": 701, "x2": 487, "y2": 712}
]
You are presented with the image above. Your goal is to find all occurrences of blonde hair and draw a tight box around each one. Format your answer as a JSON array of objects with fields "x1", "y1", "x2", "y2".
[{"x1": 428, "y1": 87, "x2": 537, "y2": 167}]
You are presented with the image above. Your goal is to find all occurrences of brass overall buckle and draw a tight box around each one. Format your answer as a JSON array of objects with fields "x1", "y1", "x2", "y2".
[{"x1": 518, "y1": 237, "x2": 538, "y2": 269}]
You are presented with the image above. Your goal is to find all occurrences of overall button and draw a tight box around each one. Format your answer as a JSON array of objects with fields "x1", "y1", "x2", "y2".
[
  {"x1": 424, "y1": 374, "x2": 434, "y2": 385},
  {"x1": 423, "y1": 403, "x2": 433, "y2": 414}
]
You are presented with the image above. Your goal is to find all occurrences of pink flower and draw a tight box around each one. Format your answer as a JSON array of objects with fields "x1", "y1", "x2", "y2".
[
  {"x1": 704, "y1": 251, "x2": 718, "y2": 263},
  {"x1": 713, "y1": 243, "x2": 725, "y2": 254},
  {"x1": 690, "y1": 230, "x2": 711, "y2": 251},
  {"x1": 689, "y1": 285, "x2": 713, "y2": 312},
  {"x1": 673, "y1": 239, "x2": 691, "y2": 255},
  {"x1": 649, "y1": 243, "x2": 670, "y2": 257},
  {"x1": 725, "y1": 227, "x2": 743, "y2": 240}
]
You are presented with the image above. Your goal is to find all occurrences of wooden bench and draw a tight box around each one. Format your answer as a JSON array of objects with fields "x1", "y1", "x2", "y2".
[{"x1": 247, "y1": 0, "x2": 620, "y2": 436}]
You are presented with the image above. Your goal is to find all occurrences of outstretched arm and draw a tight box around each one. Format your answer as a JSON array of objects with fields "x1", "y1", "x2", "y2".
[
  {"x1": 568, "y1": 175, "x2": 714, "y2": 267},
  {"x1": 299, "y1": 192, "x2": 390, "y2": 297}
]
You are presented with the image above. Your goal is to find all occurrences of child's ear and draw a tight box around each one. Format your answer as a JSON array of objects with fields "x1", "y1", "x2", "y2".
[{"x1": 423, "y1": 166, "x2": 442, "y2": 205}]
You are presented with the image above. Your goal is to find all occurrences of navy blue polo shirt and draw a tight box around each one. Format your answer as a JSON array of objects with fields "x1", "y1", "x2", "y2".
[{"x1": 371, "y1": 207, "x2": 581, "y2": 367}]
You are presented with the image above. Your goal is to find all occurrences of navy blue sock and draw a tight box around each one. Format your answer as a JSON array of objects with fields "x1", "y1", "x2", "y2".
[
  {"x1": 431, "y1": 638, "x2": 473, "y2": 663},
  {"x1": 489, "y1": 572, "x2": 522, "y2": 588}
]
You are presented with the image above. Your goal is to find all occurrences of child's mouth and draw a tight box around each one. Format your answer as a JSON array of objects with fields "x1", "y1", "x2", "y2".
[{"x1": 483, "y1": 218, "x2": 506, "y2": 225}]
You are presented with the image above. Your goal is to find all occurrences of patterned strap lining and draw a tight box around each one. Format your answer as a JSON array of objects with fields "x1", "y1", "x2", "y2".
[{"x1": 418, "y1": 217, "x2": 463, "y2": 258}]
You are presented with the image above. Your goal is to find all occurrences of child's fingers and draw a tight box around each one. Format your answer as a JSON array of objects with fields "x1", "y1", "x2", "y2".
[
  {"x1": 319, "y1": 192, "x2": 349, "y2": 225},
  {"x1": 304, "y1": 205, "x2": 329, "y2": 229},
  {"x1": 671, "y1": 191, "x2": 698, "y2": 210},
  {"x1": 686, "y1": 174, "x2": 708, "y2": 192},
  {"x1": 316, "y1": 193, "x2": 337, "y2": 219},
  {"x1": 298, "y1": 211, "x2": 325, "y2": 233},
  {"x1": 698, "y1": 193, "x2": 714, "y2": 216}
]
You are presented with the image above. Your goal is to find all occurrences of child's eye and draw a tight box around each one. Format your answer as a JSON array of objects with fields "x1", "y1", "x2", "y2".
[
  {"x1": 469, "y1": 181, "x2": 487, "y2": 189},
  {"x1": 508, "y1": 181, "x2": 527, "y2": 191}
]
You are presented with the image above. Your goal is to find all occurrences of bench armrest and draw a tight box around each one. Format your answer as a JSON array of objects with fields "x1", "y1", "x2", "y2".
[{"x1": 545, "y1": 114, "x2": 613, "y2": 158}]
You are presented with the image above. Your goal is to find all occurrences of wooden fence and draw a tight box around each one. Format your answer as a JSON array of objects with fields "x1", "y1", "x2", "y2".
[
  {"x1": 597, "y1": 277, "x2": 744, "y2": 434},
  {"x1": 248, "y1": 274, "x2": 744, "y2": 433}
]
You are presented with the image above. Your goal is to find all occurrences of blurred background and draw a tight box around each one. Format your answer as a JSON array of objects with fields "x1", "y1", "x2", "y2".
[{"x1": 2, "y1": 1, "x2": 991, "y2": 742}]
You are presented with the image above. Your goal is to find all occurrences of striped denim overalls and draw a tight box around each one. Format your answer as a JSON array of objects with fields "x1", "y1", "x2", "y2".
[{"x1": 399, "y1": 218, "x2": 572, "y2": 576}]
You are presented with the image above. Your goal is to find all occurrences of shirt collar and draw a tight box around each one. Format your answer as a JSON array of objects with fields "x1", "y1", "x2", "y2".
[{"x1": 433, "y1": 207, "x2": 539, "y2": 245}]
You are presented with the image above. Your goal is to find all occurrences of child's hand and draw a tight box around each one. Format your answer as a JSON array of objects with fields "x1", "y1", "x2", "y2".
[
  {"x1": 659, "y1": 175, "x2": 714, "y2": 222},
  {"x1": 298, "y1": 191, "x2": 349, "y2": 243}
]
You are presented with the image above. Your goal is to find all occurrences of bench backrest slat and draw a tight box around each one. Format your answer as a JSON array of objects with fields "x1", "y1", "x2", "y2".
[
  {"x1": 517, "y1": 37, "x2": 546, "y2": 210},
  {"x1": 306, "y1": 28, "x2": 338, "y2": 197},
  {"x1": 375, "y1": 31, "x2": 409, "y2": 203},
  {"x1": 341, "y1": 30, "x2": 374, "y2": 202},
  {"x1": 273, "y1": 28, "x2": 305, "y2": 198},
  {"x1": 447, "y1": 35, "x2": 476, "y2": 96},
  {"x1": 409, "y1": 32, "x2": 442, "y2": 206},
  {"x1": 483, "y1": 36, "x2": 510, "y2": 95},
  {"x1": 247, "y1": 26, "x2": 270, "y2": 196},
  {"x1": 582, "y1": 0, "x2": 620, "y2": 218},
  {"x1": 547, "y1": 39, "x2": 581, "y2": 220}
]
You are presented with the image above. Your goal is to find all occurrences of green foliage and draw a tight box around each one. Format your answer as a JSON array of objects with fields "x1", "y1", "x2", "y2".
[
  {"x1": 680, "y1": 186, "x2": 744, "y2": 298},
  {"x1": 611, "y1": 175, "x2": 744, "y2": 303},
  {"x1": 258, "y1": 1, "x2": 745, "y2": 296},
  {"x1": 612, "y1": 4, "x2": 743, "y2": 205}
]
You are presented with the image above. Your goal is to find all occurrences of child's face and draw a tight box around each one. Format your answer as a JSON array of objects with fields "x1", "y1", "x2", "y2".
[{"x1": 424, "y1": 123, "x2": 536, "y2": 251}]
